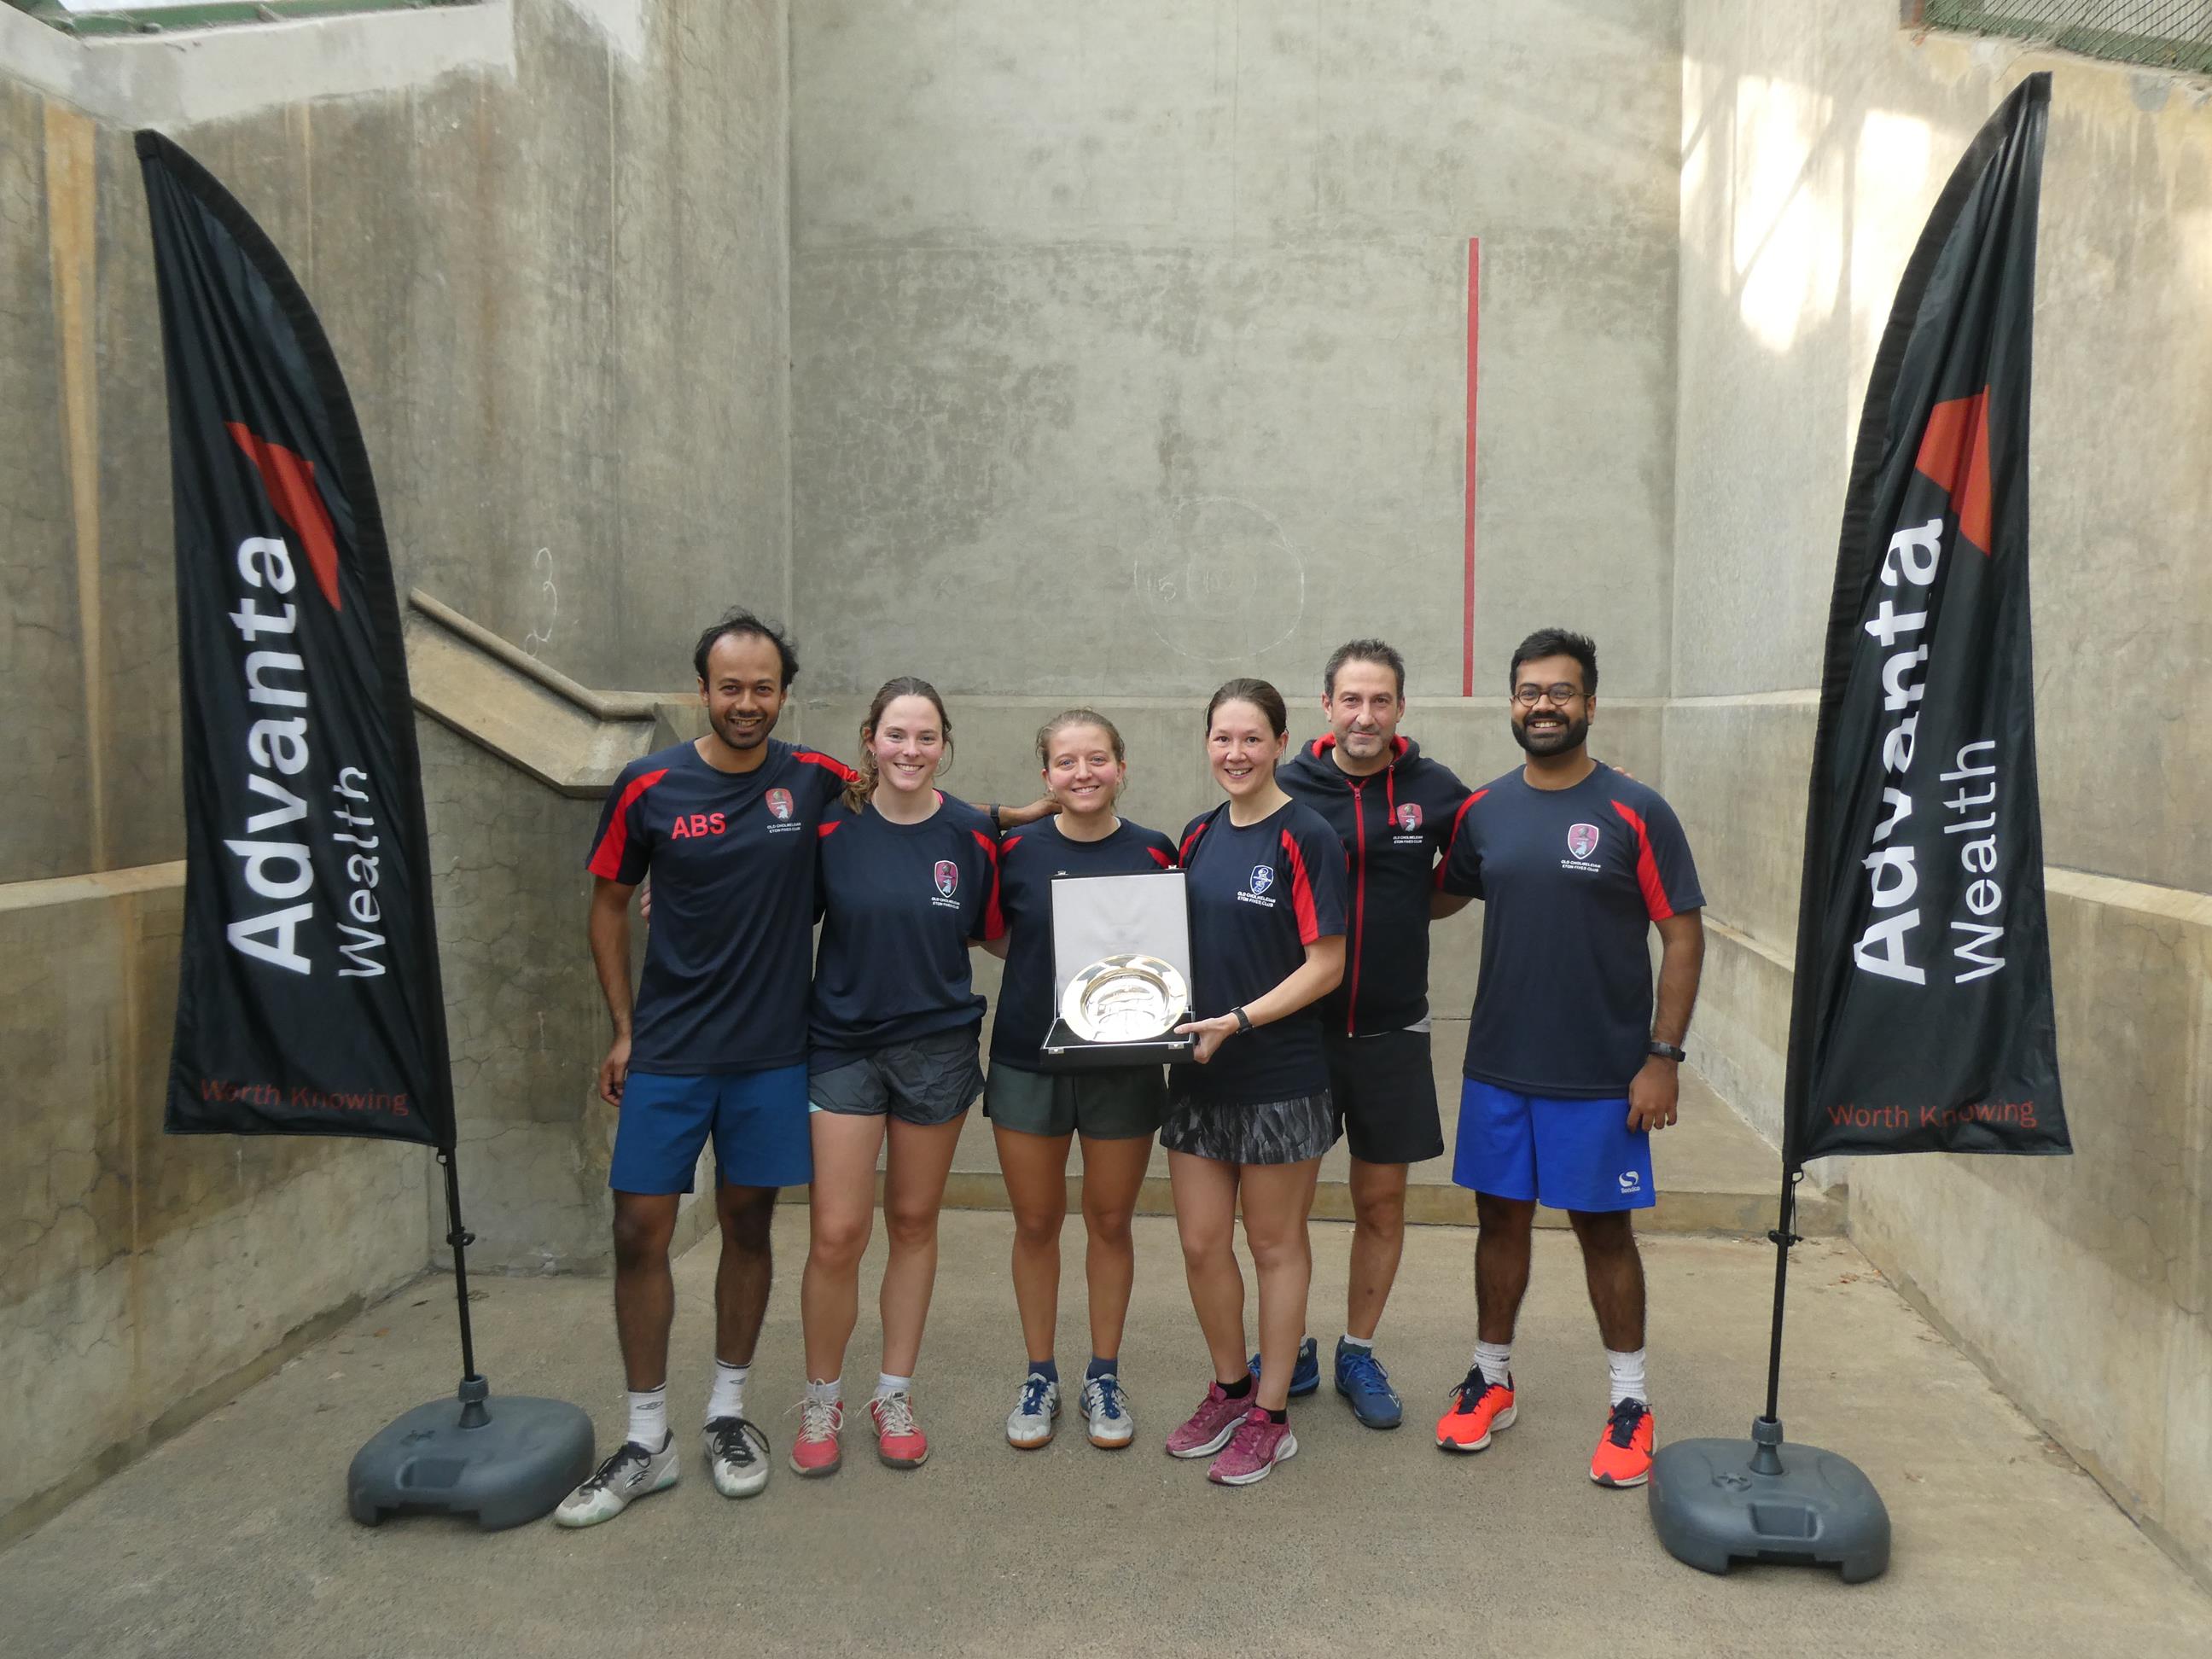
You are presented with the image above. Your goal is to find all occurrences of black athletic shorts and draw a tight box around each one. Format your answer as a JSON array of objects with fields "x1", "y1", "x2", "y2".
[{"x1": 1324, "y1": 1026, "x2": 1444, "y2": 1165}]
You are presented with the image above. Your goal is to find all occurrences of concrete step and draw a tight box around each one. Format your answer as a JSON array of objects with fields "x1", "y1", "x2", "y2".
[{"x1": 929, "y1": 1032, "x2": 1837, "y2": 1239}]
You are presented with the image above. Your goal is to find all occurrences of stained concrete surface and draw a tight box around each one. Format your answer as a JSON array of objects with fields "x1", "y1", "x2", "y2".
[{"x1": 5, "y1": 1211, "x2": 2207, "y2": 1658}]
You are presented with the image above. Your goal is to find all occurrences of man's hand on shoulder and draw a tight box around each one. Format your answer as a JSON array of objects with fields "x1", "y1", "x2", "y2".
[{"x1": 1627, "y1": 1055, "x2": 1679, "y2": 1132}]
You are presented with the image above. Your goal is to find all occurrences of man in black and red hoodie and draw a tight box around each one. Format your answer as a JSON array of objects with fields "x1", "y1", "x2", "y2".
[{"x1": 1267, "y1": 637, "x2": 1476, "y2": 1429}]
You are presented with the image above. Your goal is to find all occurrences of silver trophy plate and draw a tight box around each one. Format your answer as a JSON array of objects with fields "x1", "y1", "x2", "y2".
[{"x1": 1060, "y1": 953, "x2": 1190, "y2": 1044}]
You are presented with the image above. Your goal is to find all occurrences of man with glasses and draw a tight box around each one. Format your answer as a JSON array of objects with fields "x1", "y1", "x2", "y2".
[{"x1": 1430, "y1": 627, "x2": 1704, "y2": 1491}]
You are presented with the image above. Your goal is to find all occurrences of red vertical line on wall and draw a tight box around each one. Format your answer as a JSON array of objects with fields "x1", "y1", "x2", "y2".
[{"x1": 1462, "y1": 236, "x2": 1481, "y2": 697}]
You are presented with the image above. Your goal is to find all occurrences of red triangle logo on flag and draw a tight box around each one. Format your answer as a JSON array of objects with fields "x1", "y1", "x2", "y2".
[
  {"x1": 226, "y1": 422, "x2": 342, "y2": 608},
  {"x1": 1912, "y1": 389, "x2": 1993, "y2": 556}
]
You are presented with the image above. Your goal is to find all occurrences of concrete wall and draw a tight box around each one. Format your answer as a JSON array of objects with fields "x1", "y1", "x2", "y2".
[
  {"x1": 1674, "y1": 3, "x2": 2212, "y2": 1581},
  {"x1": 789, "y1": 0, "x2": 1685, "y2": 707},
  {"x1": 0, "y1": 0, "x2": 790, "y2": 1541}
]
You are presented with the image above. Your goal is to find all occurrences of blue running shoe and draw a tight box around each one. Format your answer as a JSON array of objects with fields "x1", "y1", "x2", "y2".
[
  {"x1": 1333, "y1": 1339, "x2": 1403, "y2": 1429},
  {"x1": 1248, "y1": 1335, "x2": 1320, "y2": 1399}
]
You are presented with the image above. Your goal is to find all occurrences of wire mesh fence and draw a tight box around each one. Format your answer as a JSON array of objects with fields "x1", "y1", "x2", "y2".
[{"x1": 1918, "y1": 1, "x2": 2212, "y2": 73}]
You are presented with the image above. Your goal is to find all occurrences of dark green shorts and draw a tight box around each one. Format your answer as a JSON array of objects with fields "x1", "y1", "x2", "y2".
[{"x1": 982, "y1": 1062, "x2": 1166, "y2": 1141}]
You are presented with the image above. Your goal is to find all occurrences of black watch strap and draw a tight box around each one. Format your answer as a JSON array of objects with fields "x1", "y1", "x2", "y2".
[
  {"x1": 1231, "y1": 1005, "x2": 1254, "y2": 1035},
  {"x1": 1647, "y1": 1039, "x2": 1687, "y2": 1063},
  {"x1": 989, "y1": 803, "x2": 1004, "y2": 835}
]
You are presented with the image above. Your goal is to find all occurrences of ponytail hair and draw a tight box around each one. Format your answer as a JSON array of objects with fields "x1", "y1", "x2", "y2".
[{"x1": 844, "y1": 676, "x2": 953, "y2": 813}]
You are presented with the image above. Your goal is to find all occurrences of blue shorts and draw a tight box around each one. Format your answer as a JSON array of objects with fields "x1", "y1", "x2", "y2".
[
  {"x1": 610, "y1": 1063, "x2": 813, "y2": 1195},
  {"x1": 1452, "y1": 1080, "x2": 1654, "y2": 1213}
]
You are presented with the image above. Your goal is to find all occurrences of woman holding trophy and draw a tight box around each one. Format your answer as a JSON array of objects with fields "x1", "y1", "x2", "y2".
[
  {"x1": 791, "y1": 678, "x2": 1005, "y2": 1478},
  {"x1": 1163, "y1": 679, "x2": 1348, "y2": 1486},
  {"x1": 981, "y1": 711, "x2": 1179, "y2": 1452}
]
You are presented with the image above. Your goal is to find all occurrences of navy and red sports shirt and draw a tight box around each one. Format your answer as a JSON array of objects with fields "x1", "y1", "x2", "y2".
[
  {"x1": 585, "y1": 738, "x2": 854, "y2": 1074},
  {"x1": 1439, "y1": 760, "x2": 1703, "y2": 1097},
  {"x1": 809, "y1": 794, "x2": 1006, "y2": 1060},
  {"x1": 1169, "y1": 800, "x2": 1348, "y2": 1107},
  {"x1": 1277, "y1": 734, "x2": 1475, "y2": 1036},
  {"x1": 990, "y1": 818, "x2": 1178, "y2": 1067}
]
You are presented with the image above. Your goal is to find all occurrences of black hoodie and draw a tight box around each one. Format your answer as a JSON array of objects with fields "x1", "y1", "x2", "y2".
[{"x1": 1277, "y1": 734, "x2": 1476, "y2": 1036}]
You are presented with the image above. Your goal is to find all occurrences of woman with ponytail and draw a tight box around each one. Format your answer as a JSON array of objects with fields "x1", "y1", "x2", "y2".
[
  {"x1": 981, "y1": 710, "x2": 1178, "y2": 1453},
  {"x1": 790, "y1": 678, "x2": 1010, "y2": 1478}
]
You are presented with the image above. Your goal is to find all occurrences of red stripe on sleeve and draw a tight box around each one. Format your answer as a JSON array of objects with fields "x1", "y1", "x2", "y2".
[
  {"x1": 971, "y1": 828, "x2": 1006, "y2": 940},
  {"x1": 1179, "y1": 820, "x2": 1210, "y2": 865},
  {"x1": 1278, "y1": 828, "x2": 1322, "y2": 945},
  {"x1": 587, "y1": 767, "x2": 668, "y2": 879},
  {"x1": 1147, "y1": 844, "x2": 1174, "y2": 870},
  {"x1": 817, "y1": 820, "x2": 841, "y2": 841},
  {"x1": 1433, "y1": 787, "x2": 1487, "y2": 888},
  {"x1": 1609, "y1": 800, "x2": 1674, "y2": 920},
  {"x1": 793, "y1": 749, "x2": 859, "y2": 783}
]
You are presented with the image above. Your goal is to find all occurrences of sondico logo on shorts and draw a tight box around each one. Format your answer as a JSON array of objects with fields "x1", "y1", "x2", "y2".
[
  {"x1": 930, "y1": 859, "x2": 961, "y2": 911},
  {"x1": 1618, "y1": 1170, "x2": 1643, "y2": 1195},
  {"x1": 1237, "y1": 865, "x2": 1277, "y2": 909},
  {"x1": 1562, "y1": 821, "x2": 1603, "y2": 874},
  {"x1": 763, "y1": 787, "x2": 802, "y2": 835}
]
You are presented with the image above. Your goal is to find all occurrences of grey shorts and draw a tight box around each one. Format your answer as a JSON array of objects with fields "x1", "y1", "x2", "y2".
[
  {"x1": 983, "y1": 1062, "x2": 1166, "y2": 1141},
  {"x1": 807, "y1": 1027, "x2": 984, "y2": 1127},
  {"x1": 1158, "y1": 1091, "x2": 1337, "y2": 1166}
]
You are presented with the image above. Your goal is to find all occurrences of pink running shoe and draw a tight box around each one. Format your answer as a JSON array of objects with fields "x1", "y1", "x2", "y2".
[
  {"x1": 789, "y1": 1395, "x2": 843, "y2": 1478},
  {"x1": 1165, "y1": 1382, "x2": 1250, "y2": 1459},
  {"x1": 1206, "y1": 1406, "x2": 1299, "y2": 1487},
  {"x1": 870, "y1": 1389, "x2": 930, "y2": 1469}
]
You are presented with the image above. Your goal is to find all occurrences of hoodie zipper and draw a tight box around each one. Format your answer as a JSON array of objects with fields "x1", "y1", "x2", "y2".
[{"x1": 1347, "y1": 780, "x2": 1367, "y2": 1035}]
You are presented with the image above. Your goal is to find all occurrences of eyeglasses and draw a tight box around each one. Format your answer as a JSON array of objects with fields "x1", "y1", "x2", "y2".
[{"x1": 1512, "y1": 684, "x2": 1586, "y2": 707}]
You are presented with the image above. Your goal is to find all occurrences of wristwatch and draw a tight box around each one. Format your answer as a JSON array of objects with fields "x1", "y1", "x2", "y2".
[
  {"x1": 1231, "y1": 1005, "x2": 1254, "y2": 1035},
  {"x1": 1646, "y1": 1039, "x2": 1687, "y2": 1063},
  {"x1": 988, "y1": 802, "x2": 1004, "y2": 835}
]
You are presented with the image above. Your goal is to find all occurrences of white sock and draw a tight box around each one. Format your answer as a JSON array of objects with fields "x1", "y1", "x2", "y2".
[
  {"x1": 806, "y1": 1376, "x2": 842, "y2": 1409},
  {"x1": 1607, "y1": 1347, "x2": 1648, "y2": 1407},
  {"x1": 706, "y1": 1359, "x2": 748, "y2": 1423},
  {"x1": 1474, "y1": 1340, "x2": 1513, "y2": 1385},
  {"x1": 875, "y1": 1371, "x2": 913, "y2": 1400},
  {"x1": 626, "y1": 1384, "x2": 668, "y2": 1449},
  {"x1": 1341, "y1": 1332, "x2": 1374, "y2": 1352}
]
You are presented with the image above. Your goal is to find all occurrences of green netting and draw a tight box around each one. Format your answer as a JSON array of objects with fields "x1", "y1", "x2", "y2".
[
  {"x1": 5, "y1": 0, "x2": 474, "y2": 38},
  {"x1": 1920, "y1": 1, "x2": 2212, "y2": 74}
]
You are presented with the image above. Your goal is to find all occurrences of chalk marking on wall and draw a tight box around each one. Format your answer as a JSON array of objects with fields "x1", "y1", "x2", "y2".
[
  {"x1": 1132, "y1": 494, "x2": 1305, "y2": 663},
  {"x1": 522, "y1": 547, "x2": 558, "y2": 656},
  {"x1": 1463, "y1": 235, "x2": 1481, "y2": 698}
]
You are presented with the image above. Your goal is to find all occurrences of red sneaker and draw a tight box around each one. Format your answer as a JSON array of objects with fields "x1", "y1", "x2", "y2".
[
  {"x1": 870, "y1": 1389, "x2": 930, "y2": 1469},
  {"x1": 1590, "y1": 1398, "x2": 1655, "y2": 1487},
  {"x1": 1435, "y1": 1365, "x2": 1516, "y2": 1453},
  {"x1": 789, "y1": 1395, "x2": 843, "y2": 1478}
]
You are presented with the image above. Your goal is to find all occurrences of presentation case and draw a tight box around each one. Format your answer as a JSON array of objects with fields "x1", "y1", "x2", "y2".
[{"x1": 1038, "y1": 869, "x2": 1195, "y2": 1073}]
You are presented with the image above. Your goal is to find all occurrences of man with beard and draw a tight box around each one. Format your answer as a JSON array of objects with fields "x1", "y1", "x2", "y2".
[
  {"x1": 1431, "y1": 627, "x2": 1704, "y2": 1491},
  {"x1": 1268, "y1": 639, "x2": 1472, "y2": 1428},
  {"x1": 556, "y1": 608, "x2": 857, "y2": 1525}
]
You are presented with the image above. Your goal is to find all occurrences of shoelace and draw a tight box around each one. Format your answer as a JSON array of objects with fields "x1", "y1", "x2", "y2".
[
  {"x1": 1085, "y1": 1374, "x2": 1127, "y2": 1420},
  {"x1": 1017, "y1": 1375, "x2": 1054, "y2": 1417},
  {"x1": 579, "y1": 1440, "x2": 650, "y2": 1493},
  {"x1": 1225, "y1": 1409, "x2": 1278, "y2": 1459},
  {"x1": 707, "y1": 1417, "x2": 760, "y2": 1464},
  {"x1": 874, "y1": 1389, "x2": 918, "y2": 1437},
  {"x1": 1340, "y1": 1348, "x2": 1394, "y2": 1395},
  {"x1": 794, "y1": 1397, "x2": 841, "y2": 1443},
  {"x1": 1605, "y1": 1397, "x2": 1648, "y2": 1448},
  {"x1": 1449, "y1": 1365, "x2": 1501, "y2": 1411}
]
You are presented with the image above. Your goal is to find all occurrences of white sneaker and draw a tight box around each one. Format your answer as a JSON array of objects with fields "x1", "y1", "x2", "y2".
[
  {"x1": 1081, "y1": 1371, "x2": 1135, "y2": 1448},
  {"x1": 703, "y1": 1416, "x2": 770, "y2": 1498},
  {"x1": 1004, "y1": 1372, "x2": 1061, "y2": 1448},
  {"x1": 553, "y1": 1434, "x2": 677, "y2": 1527}
]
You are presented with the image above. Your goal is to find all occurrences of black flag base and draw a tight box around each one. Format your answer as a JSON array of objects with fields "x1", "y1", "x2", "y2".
[
  {"x1": 347, "y1": 1377, "x2": 594, "y2": 1532},
  {"x1": 1647, "y1": 1418, "x2": 1890, "y2": 1582}
]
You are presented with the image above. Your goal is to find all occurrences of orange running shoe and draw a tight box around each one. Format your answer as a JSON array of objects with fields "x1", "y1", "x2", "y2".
[
  {"x1": 1590, "y1": 1397, "x2": 1655, "y2": 1487},
  {"x1": 1435, "y1": 1365, "x2": 1516, "y2": 1453}
]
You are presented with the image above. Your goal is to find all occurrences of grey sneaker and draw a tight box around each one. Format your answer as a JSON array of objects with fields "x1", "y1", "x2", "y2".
[
  {"x1": 553, "y1": 1434, "x2": 678, "y2": 1527},
  {"x1": 1005, "y1": 1371, "x2": 1062, "y2": 1449},
  {"x1": 1080, "y1": 1371, "x2": 1134, "y2": 1448},
  {"x1": 703, "y1": 1415, "x2": 770, "y2": 1498}
]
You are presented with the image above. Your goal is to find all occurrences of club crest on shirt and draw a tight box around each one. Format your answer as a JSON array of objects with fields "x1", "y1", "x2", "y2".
[
  {"x1": 1567, "y1": 822, "x2": 1601, "y2": 860},
  {"x1": 1396, "y1": 803, "x2": 1423, "y2": 832},
  {"x1": 765, "y1": 788, "x2": 793, "y2": 821},
  {"x1": 934, "y1": 859, "x2": 959, "y2": 898},
  {"x1": 1249, "y1": 865, "x2": 1274, "y2": 897}
]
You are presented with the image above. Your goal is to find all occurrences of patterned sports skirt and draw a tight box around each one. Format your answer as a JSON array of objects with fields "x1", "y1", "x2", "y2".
[{"x1": 1159, "y1": 1091, "x2": 1337, "y2": 1165}]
